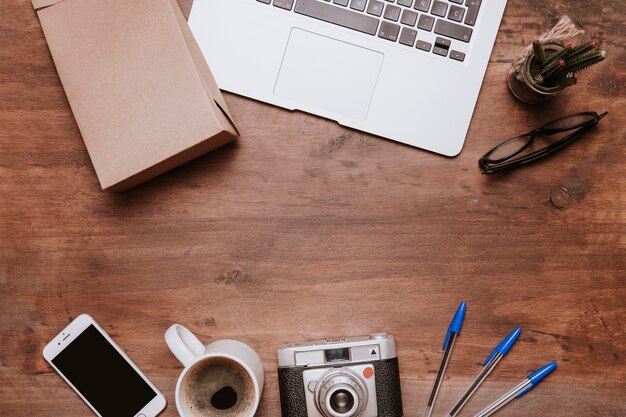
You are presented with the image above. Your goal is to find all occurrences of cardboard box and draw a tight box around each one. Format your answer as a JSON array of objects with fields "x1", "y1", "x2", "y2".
[{"x1": 33, "y1": 0, "x2": 239, "y2": 191}]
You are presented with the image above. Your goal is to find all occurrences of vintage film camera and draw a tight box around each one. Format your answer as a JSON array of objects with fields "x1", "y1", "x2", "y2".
[{"x1": 277, "y1": 333, "x2": 403, "y2": 417}]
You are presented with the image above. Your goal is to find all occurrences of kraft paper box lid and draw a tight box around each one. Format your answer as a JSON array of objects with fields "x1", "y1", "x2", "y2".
[{"x1": 33, "y1": 0, "x2": 239, "y2": 191}]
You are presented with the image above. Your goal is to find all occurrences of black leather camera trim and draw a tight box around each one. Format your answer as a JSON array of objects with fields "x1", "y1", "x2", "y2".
[
  {"x1": 278, "y1": 366, "x2": 308, "y2": 417},
  {"x1": 373, "y1": 357, "x2": 404, "y2": 417}
]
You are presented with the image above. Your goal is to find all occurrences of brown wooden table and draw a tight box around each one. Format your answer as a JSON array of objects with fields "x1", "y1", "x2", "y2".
[{"x1": 1, "y1": 1, "x2": 624, "y2": 416}]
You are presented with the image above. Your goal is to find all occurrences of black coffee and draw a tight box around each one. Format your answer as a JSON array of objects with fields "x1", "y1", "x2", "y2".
[
  {"x1": 211, "y1": 386, "x2": 238, "y2": 409},
  {"x1": 183, "y1": 357, "x2": 255, "y2": 417}
]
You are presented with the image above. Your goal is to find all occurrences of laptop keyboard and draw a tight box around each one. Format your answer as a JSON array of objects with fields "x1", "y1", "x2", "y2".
[{"x1": 257, "y1": 0, "x2": 482, "y2": 61}]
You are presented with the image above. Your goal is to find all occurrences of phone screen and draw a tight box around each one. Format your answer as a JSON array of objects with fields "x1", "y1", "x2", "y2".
[{"x1": 52, "y1": 324, "x2": 157, "y2": 417}]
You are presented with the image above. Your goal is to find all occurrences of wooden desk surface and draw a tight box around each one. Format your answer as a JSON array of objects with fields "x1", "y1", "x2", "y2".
[{"x1": 1, "y1": 0, "x2": 624, "y2": 416}]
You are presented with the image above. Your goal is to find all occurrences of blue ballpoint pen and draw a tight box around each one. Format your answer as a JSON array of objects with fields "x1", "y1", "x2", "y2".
[
  {"x1": 422, "y1": 301, "x2": 467, "y2": 417},
  {"x1": 473, "y1": 361, "x2": 558, "y2": 417},
  {"x1": 445, "y1": 328, "x2": 522, "y2": 417}
]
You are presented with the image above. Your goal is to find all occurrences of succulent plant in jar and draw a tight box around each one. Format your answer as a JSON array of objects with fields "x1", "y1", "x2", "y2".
[{"x1": 508, "y1": 40, "x2": 606, "y2": 104}]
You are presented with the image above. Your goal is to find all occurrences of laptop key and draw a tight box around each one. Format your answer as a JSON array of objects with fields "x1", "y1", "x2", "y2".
[
  {"x1": 434, "y1": 19, "x2": 472, "y2": 42},
  {"x1": 378, "y1": 21, "x2": 401, "y2": 41},
  {"x1": 450, "y1": 50, "x2": 466, "y2": 61},
  {"x1": 430, "y1": 0, "x2": 447, "y2": 17},
  {"x1": 413, "y1": 0, "x2": 431, "y2": 12},
  {"x1": 400, "y1": 9, "x2": 418, "y2": 26},
  {"x1": 295, "y1": 0, "x2": 380, "y2": 35},
  {"x1": 435, "y1": 36, "x2": 450, "y2": 49},
  {"x1": 397, "y1": 0, "x2": 413, "y2": 6},
  {"x1": 333, "y1": 0, "x2": 349, "y2": 6},
  {"x1": 350, "y1": 0, "x2": 367, "y2": 11},
  {"x1": 464, "y1": 0, "x2": 481, "y2": 26},
  {"x1": 399, "y1": 27, "x2": 418, "y2": 46},
  {"x1": 433, "y1": 45, "x2": 448, "y2": 56},
  {"x1": 367, "y1": 0, "x2": 384, "y2": 16},
  {"x1": 273, "y1": 0, "x2": 295, "y2": 9},
  {"x1": 257, "y1": 0, "x2": 272, "y2": 4},
  {"x1": 384, "y1": 4, "x2": 401, "y2": 21},
  {"x1": 417, "y1": 14, "x2": 435, "y2": 31},
  {"x1": 416, "y1": 40, "x2": 432, "y2": 51},
  {"x1": 448, "y1": 5, "x2": 465, "y2": 22}
]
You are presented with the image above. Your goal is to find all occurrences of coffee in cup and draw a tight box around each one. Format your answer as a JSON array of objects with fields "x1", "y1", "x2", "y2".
[
  {"x1": 165, "y1": 324, "x2": 264, "y2": 417},
  {"x1": 182, "y1": 357, "x2": 256, "y2": 417}
]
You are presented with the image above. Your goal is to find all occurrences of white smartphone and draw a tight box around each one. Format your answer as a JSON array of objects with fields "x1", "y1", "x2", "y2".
[{"x1": 43, "y1": 314, "x2": 167, "y2": 417}]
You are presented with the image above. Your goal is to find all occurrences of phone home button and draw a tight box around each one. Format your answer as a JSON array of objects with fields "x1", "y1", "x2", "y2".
[{"x1": 137, "y1": 414, "x2": 146, "y2": 417}]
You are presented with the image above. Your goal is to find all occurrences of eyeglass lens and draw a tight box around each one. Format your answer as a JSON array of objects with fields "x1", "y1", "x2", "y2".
[
  {"x1": 486, "y1": 135, "x2": 532, "y2": 162},
  {"x1": 542, "y1": 112, "x2": 596, "y2": 131}
]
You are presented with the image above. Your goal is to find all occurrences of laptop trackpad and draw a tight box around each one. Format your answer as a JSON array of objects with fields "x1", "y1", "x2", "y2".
[{"x1": 274, "y1": 28, "x2": 384, "y2": 121}]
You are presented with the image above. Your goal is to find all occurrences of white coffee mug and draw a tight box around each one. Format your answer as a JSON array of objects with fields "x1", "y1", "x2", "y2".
[{"x1": 165, "y1": 324, "x2": 264, "y2": 417}]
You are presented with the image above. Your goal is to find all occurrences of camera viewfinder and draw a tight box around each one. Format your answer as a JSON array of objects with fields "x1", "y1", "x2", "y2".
[{"x1": 325, "y1": 348, "x2": 350, "y2": 363}]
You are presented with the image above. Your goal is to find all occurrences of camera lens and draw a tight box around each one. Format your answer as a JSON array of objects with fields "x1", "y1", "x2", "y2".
[
  {"x1": 330, "y1": 389, "x2": 355, "y2": 414},
  {"x1": 316, "y1": 369, "x2": 367, "y2": 417}
]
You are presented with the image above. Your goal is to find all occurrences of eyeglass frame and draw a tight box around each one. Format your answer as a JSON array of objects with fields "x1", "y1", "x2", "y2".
[{"x1": 479, "y1": 111, "x2": 608, "y2": 174}]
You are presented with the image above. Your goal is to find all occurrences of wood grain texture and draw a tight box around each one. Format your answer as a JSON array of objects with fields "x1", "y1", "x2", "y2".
[{"x1": 1, "y1": 0, "x2": 624, "y2": 416}]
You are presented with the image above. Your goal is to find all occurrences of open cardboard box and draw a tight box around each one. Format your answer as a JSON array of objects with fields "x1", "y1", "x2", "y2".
[{"x1": 33, "y1": 0, "x2": 239, "y2": 191}]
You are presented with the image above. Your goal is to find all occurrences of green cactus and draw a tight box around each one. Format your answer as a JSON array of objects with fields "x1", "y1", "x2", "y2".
[{"x1": 530, "y1": 40, "x2": 606, "y2": 89}]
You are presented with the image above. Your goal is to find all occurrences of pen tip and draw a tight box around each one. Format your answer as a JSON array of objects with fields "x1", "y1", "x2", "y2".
[
  {"x1": 450, "y1": 301, "x2": 467, "y2": 331},
  {"x1": 498, "y1": 327, "x2": 522, "y2": 355},
  {"x1": 443, "y1": 301, "x2": 467, "y2": 349},
  {"x1": 483, "y1": 327, "x2": 522, "y2": 365},
  {"x1": 529, "y1": 361, "x2": 558, "y2": 385}
]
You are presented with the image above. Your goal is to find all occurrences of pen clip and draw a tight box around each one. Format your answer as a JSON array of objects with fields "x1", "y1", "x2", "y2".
[
  {"x1": 443, "y1": 329, "x2": 454, "y2": 350},
  {"x1": 443, "y1": 301, "x2": 467, "y2": 350}
]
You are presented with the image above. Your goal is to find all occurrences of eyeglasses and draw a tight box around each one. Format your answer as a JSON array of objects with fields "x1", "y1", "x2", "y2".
[{"x1": 479, "y1": 111, "x2": 608, "y2": 174}]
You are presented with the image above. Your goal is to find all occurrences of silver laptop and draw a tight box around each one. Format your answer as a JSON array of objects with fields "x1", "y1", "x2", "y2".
[{"x1": 189, "y1": 0, "x2": 507, "y2": 156}]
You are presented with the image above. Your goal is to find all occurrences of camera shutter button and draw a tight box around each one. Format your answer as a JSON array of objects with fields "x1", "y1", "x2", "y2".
[{"x1": 369, "y1": 333, "x2": 388, "y2": 340}]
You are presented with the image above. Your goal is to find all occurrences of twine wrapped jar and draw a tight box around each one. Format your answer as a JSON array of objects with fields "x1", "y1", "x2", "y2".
[{"x1": 508, "y1": 43, "x2": 566, "y2": 104}]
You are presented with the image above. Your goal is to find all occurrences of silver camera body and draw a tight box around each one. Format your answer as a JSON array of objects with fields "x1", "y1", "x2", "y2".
[{"x1": 277, "y1": 333, "x2": 403, "y2": 417}]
